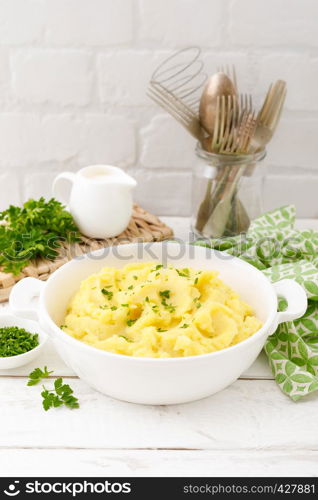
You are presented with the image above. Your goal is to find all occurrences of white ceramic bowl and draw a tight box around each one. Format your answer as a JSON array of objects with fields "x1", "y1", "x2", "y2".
[
  {"x1": 0, "y1": 314, "x2": 48, "y2": 369},
  {"x1": 9, "y1": 242, "x2": 307, "y2": 404}
]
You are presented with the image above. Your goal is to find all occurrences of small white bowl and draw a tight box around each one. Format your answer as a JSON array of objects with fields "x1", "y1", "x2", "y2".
[{"x1": 0, "y1": 314, "x2": 48, "y2": 370}]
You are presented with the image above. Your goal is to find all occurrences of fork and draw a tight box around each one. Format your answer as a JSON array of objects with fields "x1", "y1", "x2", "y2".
[
  {"x1": 249, "y1": 80, "x2": 287, "y2": 153},
  {"x1": 210, "y1": 94, "x2": 255, "y2": 154},
  {"x1": 243, "y1": 80, "x2": 286, "y2": 178},
  {"x1": 147, "y1": 81, "x2": 203, "y2": 140}
]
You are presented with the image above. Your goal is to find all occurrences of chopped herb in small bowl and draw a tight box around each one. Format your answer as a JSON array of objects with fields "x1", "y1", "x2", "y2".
[
  {"x1": 0, "y1": 326, "x2": 39, "y2": 357},
  {"x1": 0, "y1": 316, "x2": 47, "y2": 370}
]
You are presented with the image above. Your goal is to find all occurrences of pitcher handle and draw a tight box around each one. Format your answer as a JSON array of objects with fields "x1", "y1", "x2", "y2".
[{"x1": 52, "y1": 172, "x2": 76, "y2": 205}]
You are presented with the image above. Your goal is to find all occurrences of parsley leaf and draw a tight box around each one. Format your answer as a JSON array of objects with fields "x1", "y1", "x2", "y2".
[
  {"x1": 41, "y1": 379, "x2": 79, "y2": 411},
  {"x1": 27, "y1": 366, "x2": 53, "y2": 386}
]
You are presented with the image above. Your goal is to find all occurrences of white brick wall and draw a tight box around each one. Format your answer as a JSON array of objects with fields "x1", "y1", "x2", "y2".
[{"x1": 0, "y1": 0, "x2": 316, "y2": 217}]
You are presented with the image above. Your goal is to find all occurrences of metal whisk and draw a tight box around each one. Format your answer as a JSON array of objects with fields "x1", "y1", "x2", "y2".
[{"x1": 148, "y1": 47, "x2": 207, "y2": 140}]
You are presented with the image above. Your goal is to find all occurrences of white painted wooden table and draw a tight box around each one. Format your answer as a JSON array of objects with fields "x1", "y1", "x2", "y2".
[{"x1": 1, "y1": 217, "x2": 318, "y2": 478}]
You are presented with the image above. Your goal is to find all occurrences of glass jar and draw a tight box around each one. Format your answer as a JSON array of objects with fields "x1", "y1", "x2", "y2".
[{"x1": 192, "y1": 144, "x2": 266, "y2": 239}]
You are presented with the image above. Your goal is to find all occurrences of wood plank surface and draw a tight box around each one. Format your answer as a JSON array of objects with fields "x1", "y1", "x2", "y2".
[
  {"x1": 0, "y1": 377, "x2": 315, "y2": 451},
  {"x1": 1, "y1": 449, "x2": 317, "y2": 477}
]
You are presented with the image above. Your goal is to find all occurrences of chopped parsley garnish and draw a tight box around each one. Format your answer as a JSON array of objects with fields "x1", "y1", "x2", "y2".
[
  {"x1": 158, "y1": 328, "x2": 168, "y2": 332},
  {"x1": 128, "y1": 285, "x2": 133, "y2": 290},
  {"x1": 119, "y1": 335, "x2": 133, "y2": 342},
  {"x1": 159, "y1": 290, "x2": 175, "y2": 313},
  {"x1": 145, "y1": 296, "x2": 150, "y2": 302},
  {"x1": 0, "y1": 326, "x2": 39, "y2": 357},
  {"x1": 121, "y1": 303, "x2": 129, "y2": 307},
  {"x1": 101, "y1": 288, "x2": 113, "y2": 300},
  {"x1": 127, "y1": 319, "x2": 137, "y2": 327},
  {"x1": 133, "y1": 275, "x2": 138, "y2": 280},
  {"x1": 194, "y1": 277, "x2": 199, "y2": 284},
  {"x1": 176, "y1": 268, "x2": 190, "y2": 278},
  {"x1": 180, "y1": 324, "x2": 190, "y2": 328},
  {"x1": 161, "y1": 298, "x2": 176, "y2": 313},
  {"x1": 111, "y1": 306, "x2": 117, "y2": 311},
  {"x1": 196, "y1": 302, "x2": 202, "y2": 309},
  {"x1": 152, "y1": 264, "x2": 163, "y2": 271}
]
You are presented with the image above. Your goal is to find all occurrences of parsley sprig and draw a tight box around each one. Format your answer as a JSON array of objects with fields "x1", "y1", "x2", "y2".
[
  {"x1": 27, "y1": 367, "x2": 79, "y2": 411},
  {"x1": 27, "y1": 366, "x2": 53, "y2": 386},
  {"x1": 41, "y1": 378, "x2": 79, "y2": 411}
]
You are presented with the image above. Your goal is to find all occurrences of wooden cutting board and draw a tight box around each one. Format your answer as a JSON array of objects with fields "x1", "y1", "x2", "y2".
[{"x1": 0, "y1": 204, "x2": 173, "y2": 303}]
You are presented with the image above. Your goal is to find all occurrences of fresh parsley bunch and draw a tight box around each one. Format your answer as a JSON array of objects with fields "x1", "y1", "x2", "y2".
[{"x1": 0, "y1": 197, "x2": 80, "y2": 275}]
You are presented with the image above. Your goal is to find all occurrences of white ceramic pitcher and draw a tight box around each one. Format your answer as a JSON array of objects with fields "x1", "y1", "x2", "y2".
[{"x1": 53, "y1": 165, "x2": 137, "y2": 239}]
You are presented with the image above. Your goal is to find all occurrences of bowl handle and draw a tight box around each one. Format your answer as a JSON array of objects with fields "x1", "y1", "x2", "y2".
[
  {"x1": 273, "y1": 279, "x2": 307, "y2": 325},
  {"x1": 9, "y1": 277, "x2": 45, "y2": 321}
]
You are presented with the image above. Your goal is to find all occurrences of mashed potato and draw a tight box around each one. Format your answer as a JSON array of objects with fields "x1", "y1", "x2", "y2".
[{"x1": 63, "y1": 262, "x2": 262, "y2": 358}]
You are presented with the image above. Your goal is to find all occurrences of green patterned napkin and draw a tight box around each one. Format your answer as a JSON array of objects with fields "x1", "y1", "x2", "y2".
[{"x1": 195, "y1": 205, "x2": 318, "y2": 401}]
